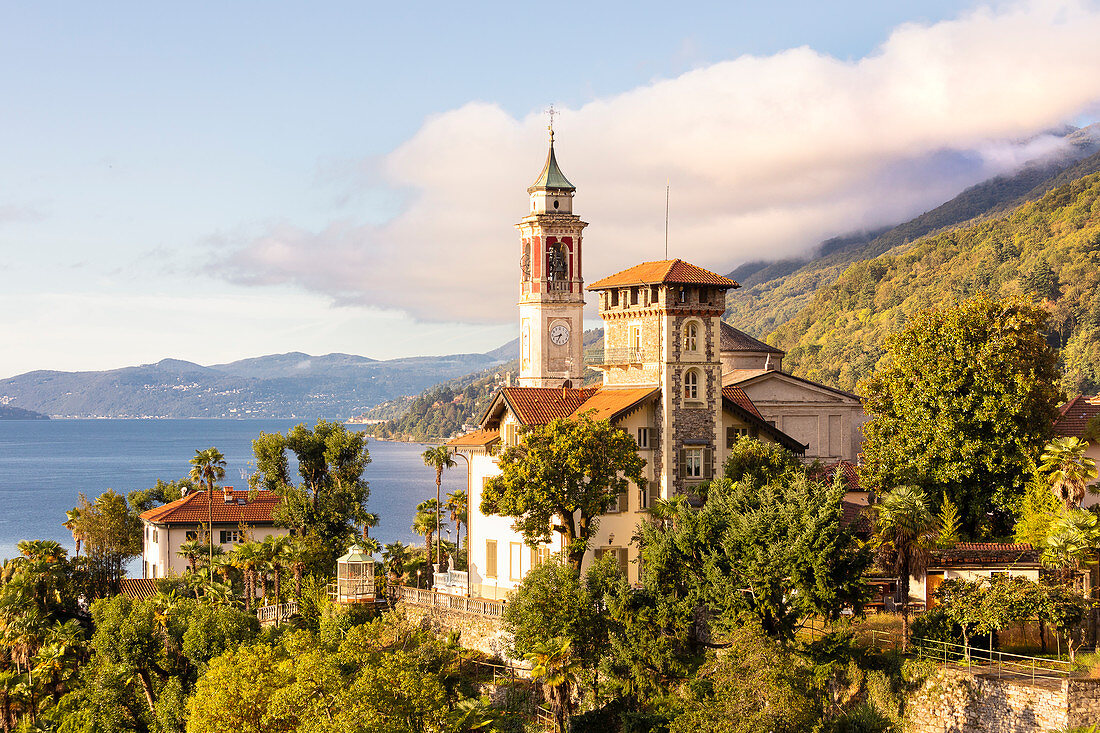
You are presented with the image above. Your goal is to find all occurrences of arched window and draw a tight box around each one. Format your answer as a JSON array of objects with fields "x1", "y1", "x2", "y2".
[
  {"x1": 546, "y1": 243, "x2": 568, "y2": 282},
  {"x1": 684, "y1": 322, "x2": 699, "y2": 352},
  {"x1": 684, "y1": 369, "x2": 699, "y2": 401}
]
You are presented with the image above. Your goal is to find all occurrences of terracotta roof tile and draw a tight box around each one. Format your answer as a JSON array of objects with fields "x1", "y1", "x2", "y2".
[
  {"x1": 139, "y1": 489, "x2": 280, "y2": 525},
  {"x1": 1054, "y1": 395, "x2": 1100, "y2": 438},
  {"x1": 501, "y1": 387, "x2": 599, "y2": 426},
  {"x1": 840, "y1": 500, "x2": 871, "y2": 536},
  {"x1": 722, "y1": 368, "x2": 771, "y2": 385},
  {"x1": 446, "y1": 428, "x2": 500, "y2": 448},
  {"x1": 721, "y1": 385, "x2": 762, "y2": 419},
  {"x1": 569, "y1": 387, "x2": 659, "y2": 422},
  {"x1": 812, "y1": 460, "x2": 860, "y2": 492},
  {"x1": 588, "y1": 259, "x2": 740, "y2": 290},
  {"x1": 719, "y1": 322, "x2": 784, "y2": 355},
  {"x1": 952, "y1": 542, "x2": 1034, "y2": 552},
  {"x1": 120, "y1": 578, "x2": 158, "y2": 600}
]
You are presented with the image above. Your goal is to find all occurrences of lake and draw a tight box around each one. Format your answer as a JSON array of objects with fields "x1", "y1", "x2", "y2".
[{"x1": 0, "y1": 419, "x2": 466, "y2": 565}]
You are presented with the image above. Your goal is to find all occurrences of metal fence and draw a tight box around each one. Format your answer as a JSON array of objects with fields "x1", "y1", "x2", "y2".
[{"x1": 863, "y1": 629, "x2": 1073, "y2": 681}]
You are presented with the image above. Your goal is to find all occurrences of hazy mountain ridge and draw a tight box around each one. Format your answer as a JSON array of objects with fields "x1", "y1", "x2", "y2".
[
  {"x1": 724, "y1": 125, "x2": 1100, "y2": 339},
  {"x1": 0, "y1": 350, "x2": 510, "y2": 419}
]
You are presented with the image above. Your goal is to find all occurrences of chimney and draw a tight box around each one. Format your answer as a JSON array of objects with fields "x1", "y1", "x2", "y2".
[{"x1": 223, "y1": 485, "x2": 234, "y2": 503}]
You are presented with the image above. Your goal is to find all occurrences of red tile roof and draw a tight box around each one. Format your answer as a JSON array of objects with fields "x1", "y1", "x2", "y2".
[
  {"x1": 446, "y1": 428, "x2": 500, "y2": 448},
  {"x1": 139, "y1": 489, "x2": 280, "y2": 525},
  {"x1": 721, "y1": 385, "x2": 762, "y2": 419},
  {"x1": 500, "y1": 386, "x2": 599, "y2": 426},
  {"x1": 719, "y1": 322, "x2": 784, "y2": 355},
  {"x1": 1055, "y1": 395, "x2": 1100, "y2": 438},
  {"x1": 840, "y1": 500, "x2": 871, "y2": 536},
  {"x1": 120, "y1": 578, "x2": 158, "y2": 600},
  {"x1": 569, "y1": 387, "x2": 659, "y2": 422},
  {"x1": 588, "y1": 259, "x2": 740, "y2": 290},
  {"x1": 812, "y1": 460, "x2": 860, "y2": 492}
]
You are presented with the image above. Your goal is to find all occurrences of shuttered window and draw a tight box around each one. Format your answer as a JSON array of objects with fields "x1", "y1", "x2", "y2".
[
  {"x1": 679, "y1": 448, "x2": 714, "y2": 482},
  {"x1": 726, "y1": 426, "x2": 749, "y2": 449},
  {"x1": 594, "y1": 547, "x2": 629, "y2": 577},
  {"x1": 485, "y1": 540, "x2": 497, "y2": 578},
  {"x1": 607, "y1": 489, "x2": 624, "y2": 513}
]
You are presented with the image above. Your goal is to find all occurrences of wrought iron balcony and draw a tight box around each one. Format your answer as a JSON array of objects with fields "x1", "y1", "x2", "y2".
[{"x1": 584, "y1": 347, "x2": 652, "y2": 365}]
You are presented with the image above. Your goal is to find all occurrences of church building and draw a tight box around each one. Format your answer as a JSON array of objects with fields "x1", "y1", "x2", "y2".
[{"x1": 446, "y1": 130, "x2": 807, "y2": 599}]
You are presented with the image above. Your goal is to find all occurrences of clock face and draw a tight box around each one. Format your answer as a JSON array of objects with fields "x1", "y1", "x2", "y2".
[{"x1": 549, "y1": 323, "x2": 570, "y2": 346}]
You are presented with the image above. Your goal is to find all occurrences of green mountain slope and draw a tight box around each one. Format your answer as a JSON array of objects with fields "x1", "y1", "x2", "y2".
[
  {"x1": 725, "y1": 131, "x2": 1100, "y2": 340},
  {"x1": 768, "y1": 174, "x2": 1100, "y2": 394}
]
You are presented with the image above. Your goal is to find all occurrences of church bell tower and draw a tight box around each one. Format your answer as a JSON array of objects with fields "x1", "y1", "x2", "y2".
[{"x1": 516, "y1": 125, "x2": 588, "y2": 388}]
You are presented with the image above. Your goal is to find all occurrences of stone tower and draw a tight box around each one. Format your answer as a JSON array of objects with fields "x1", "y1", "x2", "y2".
[{"x1": 516, "y1": 130, "x2": 588, "y2": 387}]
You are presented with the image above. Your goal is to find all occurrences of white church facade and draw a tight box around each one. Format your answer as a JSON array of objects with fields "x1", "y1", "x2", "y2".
[{"x1": 446, "y1": 131, "x2": 863, "y2": 600}]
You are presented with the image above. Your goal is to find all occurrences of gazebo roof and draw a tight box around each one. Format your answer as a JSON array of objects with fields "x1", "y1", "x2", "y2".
[{"x1": 337, "y1": 543, "x2": 375, "y2": 563}]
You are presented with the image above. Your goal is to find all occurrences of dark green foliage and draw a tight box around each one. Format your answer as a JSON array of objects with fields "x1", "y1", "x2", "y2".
[
  {"x1": 859, "y1": 292, "x2": 1063, "y2": 535},
  {"x1": 251, "y1": 419, "x2": 372, "y2": 565}
]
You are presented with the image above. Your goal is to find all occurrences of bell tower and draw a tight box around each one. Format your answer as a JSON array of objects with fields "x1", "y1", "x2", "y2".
[{"x1": 516, "y1": 124, "x2": 587, "y2": 387}]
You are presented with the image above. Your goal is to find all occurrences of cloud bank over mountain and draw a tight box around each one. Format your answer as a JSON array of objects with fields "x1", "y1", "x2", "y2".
[{"x1": 211, "y1": 1, "x2": 1100, "y2": 323}]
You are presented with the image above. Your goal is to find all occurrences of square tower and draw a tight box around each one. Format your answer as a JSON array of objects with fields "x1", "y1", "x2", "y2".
[{"x1": 587, "y1": 260, "x2": 740, "y2": 498}]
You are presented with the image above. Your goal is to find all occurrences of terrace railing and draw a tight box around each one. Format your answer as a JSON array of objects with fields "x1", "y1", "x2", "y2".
[
  {"x1": 395, "y1": 585, "x2": 505, "y2": 618},
  {"x1": 256, "y1": 601, "x2": 298, "y2": 625},
  {"x1": 584, "y1": 347, "x2": 652, "y2": 366},
  {"x1": 863, "y1": 629, "x2": 1073, "y2": 681}
]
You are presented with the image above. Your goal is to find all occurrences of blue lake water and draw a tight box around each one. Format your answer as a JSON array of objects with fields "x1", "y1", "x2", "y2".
[{"x1": 0, "y1": 419, "x2": 466, "y2": 566}]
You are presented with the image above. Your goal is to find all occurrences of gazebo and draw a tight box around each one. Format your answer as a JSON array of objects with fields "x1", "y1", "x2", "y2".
[{"x1": 332, "y1": 543, "x2": 376, "y2": 604}]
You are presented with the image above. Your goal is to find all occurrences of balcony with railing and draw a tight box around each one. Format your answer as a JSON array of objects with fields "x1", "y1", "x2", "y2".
[
  {"x1": 584, "y1": 347, "x2": 652, "y2": 366},
  {"x1": 433, "y1": 570, "x2": 469, "y2": 595}
]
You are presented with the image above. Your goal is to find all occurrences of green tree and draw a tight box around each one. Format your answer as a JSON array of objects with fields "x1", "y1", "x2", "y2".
[
  {"x1": 526, "y1": 637, "x2": 581, "y2": 733},
  {"x1": 446, "y1": 489, "x2": 468, "y2": 570},
  {"x1": 185, "y1": 644, "x2": 292, "y2": 733},
  {"x1": 1040, "y1": 436, "x2": 1098, "y2": 509},
  {"x1": 1014, "y1": 471, "x2": 1063, "y2": 547},
  {"x1": 251, "y1": 420, "x2": 372, "y2": 565},
  {"x1": 1041, "y1": 508, "x2": 1100, "y2": 586},
  {"x1": 421, "y1": 446, "x2": 456, "y2": 569},
  {"x1": 860, "y1": 292, "x2": 1062, "y2": 535},
  {"x1": 71, "y1": 490, "x2": 142, "y2": 597},
  {"x1": 935, "y1": 579, "x2": 987, "y2": 655},
  {"x1": 411, "y1": 500, "x2": 444, "y2": 572},
  {"x1": 871, "y1": 486, "x2": 936, "y2": 650},
  {"x1": 189, "y1": 448, "x2": 227, "y2": 579},
  {"x1": 481, "y1": 415, "x2": 645, "y2": 570},
  {"x1": 935, "y1": 495, "x2": 962, "y2": 548}
]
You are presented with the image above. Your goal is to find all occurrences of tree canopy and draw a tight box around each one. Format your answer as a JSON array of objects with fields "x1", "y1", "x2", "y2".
[
  {"x1": 860, "y1": 292, "x2": 1062, "y2": 535},
  {"x1": 481, "y1": 415, "x2": 645, "y2": 570}
]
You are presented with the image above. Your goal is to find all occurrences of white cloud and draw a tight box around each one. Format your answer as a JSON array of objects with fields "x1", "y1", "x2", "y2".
[{"x1": 210, "y1": 0, "x2": 1100, "y2": 323}]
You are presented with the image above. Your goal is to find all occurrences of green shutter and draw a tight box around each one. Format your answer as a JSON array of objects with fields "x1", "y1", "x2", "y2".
[{"x1": 703, "y1": 448, "x2": 713, "y2": 479}]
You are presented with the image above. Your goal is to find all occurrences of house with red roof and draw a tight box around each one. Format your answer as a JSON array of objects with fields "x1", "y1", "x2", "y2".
[
  {"x1": 445, "y1": 132, "x2": 805, "y2": 600},
  {"x1": 1055, "y1": 394, "x2": 1100, "y2": 505},
  {"x1": 138, "y1": 486, "x2": 289, "y2": 579}
]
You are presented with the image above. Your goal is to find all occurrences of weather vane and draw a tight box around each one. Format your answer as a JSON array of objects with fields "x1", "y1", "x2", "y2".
[{"x1": 545, "y1": 105, "x2": 559, "y2": 139}]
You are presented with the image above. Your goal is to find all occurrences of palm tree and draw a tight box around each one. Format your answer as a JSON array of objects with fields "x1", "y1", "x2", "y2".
[
  {"x1": 1042, "y1": 508, "x2": 1100, "y2": 587},
  {"x1": 871, "y1": 486, "x2": 936, "y2": 650},
  {"x1": 361, "y1": 512, "x2": 380, "y2": 540},
  {"x1": 1041, "y1": 436, "x2": 1099, "y2": 509},
  {"x1": 177, "y1": 538, "x2": 206, "y2": 574},
  {"x1": 446, "y1": 490, "x2": 467, "y2": 564},
  {"x1": 526, "y1": 637, "x2": 582, "y2": 733},
  {"x1": 188, "y1": 447, "x2": 227, "y2": 579},
  {"x1": 382, "y1": 541, "x2": 410, "y2": 584},
  {"x1": 412, "y1": 500, "x2": 445, "y2": 573},
  {"x1": 283, "y1": 537, "x2": 311, "y2": 600},
  {"x1": 62, "y1": 508, "x2": 83, "y2": 557},
  {"x1": 262, "y1": 535, "x2": 289, "y2": 607},
  {"x1": 422, "y1": 446, "x2": 456, "y2": 568},
  {"x1": 232, "y1": 541, "x2": 263, "y2": 612}
]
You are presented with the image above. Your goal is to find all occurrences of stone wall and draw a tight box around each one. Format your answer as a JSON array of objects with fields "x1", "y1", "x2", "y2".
[
  {"x1": 906, "y1": 668, "x2": 1100, "y2": 732},
  {"x1": 397, "y1": 601, "x2": 511, "y2": 659}
]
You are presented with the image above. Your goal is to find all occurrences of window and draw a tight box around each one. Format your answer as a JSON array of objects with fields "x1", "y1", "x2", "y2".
[
  {"x1": 531, "y1": 545, "x2": 551, "y2": 568},
  {"x1": 630, "y1": 324, "x2": 642, "y2": 352},
  {"x1": 678, "y1": 287, "x2": 687, "y2": 303},
  {"x1": 607, "y1": 490, "x2": 623, "y2": 513},
  {"x1": 509, "y1": 542, "x2": 523, "y2": 581},
  {"x1": 506, "y1": 423, "x2": 520, "y2": 446},
  {"x1": 683, "y1": 369, "x2": 699, "y2": 401},
  {"x1": 152, "y1": 529, "x2": 158, "y2": 543},
  {"x1": 650, "y1": 285, "x2": 660, "y2": 303},
  {"x1": 595, "y1": 547, "x2": 629, "y2": 576},
  {"x1": 219, "y1": 530, "x2": 241, "y2": 544},
  {"x1": 636, "y1": 427, "x2": 649, "y2": 449},
  {"x1": 630, "y1": 287, "x2": 639, "y2": 305},
  {"x1": 685, "y1": 448, "x2": 703, "y2": 479},
  {"x1": 185, "y1": 530, "x2": 198, "y2": 541},
  {"x1": 485, "y1": 540, "x2": 498, "y2": 578},
  {"x1": 610, "y1": 289, "x2": 619, "y2": 307},
  {"x1": 684, "y1": 322, "x2": 699, "y2": 352},
  {"x1": 726, "y1": 426, "x2": 749, "y2": 449}
]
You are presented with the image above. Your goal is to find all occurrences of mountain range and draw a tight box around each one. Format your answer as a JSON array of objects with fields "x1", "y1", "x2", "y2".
[{"x1": 0, "y1": 350, "x2": 510, "y2": 419}]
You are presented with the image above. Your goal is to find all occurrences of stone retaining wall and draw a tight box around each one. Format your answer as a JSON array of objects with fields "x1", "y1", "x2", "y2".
[
  {"x1": 907, "y1": 668, "x2": 1100, "y2": 732},
  {"x1": 397, "y1": 600, "x2": 511, "y2": 658}
]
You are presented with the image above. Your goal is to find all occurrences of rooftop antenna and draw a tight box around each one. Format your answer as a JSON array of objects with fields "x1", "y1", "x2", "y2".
[{"x1": 664, "y1": 179, "x2": 670, "y2": 259}]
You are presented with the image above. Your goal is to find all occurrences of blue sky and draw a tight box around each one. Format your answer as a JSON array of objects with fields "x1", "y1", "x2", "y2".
[{"x1": 2, "y1": 1, "x2": 1098, "y2": 377}]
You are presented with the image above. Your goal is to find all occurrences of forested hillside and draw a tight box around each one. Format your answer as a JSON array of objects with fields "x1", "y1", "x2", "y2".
[
  {"x1": 725, "y1": 128, "x2": 1100, "y2": 340},
  {"x1": 769, "y1": 174, "x2": 1100, "y2": 394}
]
